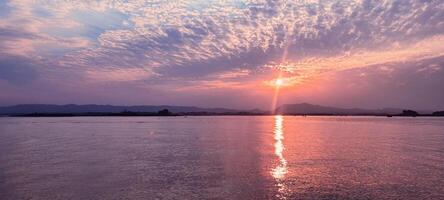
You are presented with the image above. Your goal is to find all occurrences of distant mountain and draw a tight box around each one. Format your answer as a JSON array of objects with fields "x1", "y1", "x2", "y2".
[
  {"x1": 0, "y1": 104, "x2": 243, "y2": 115},
  {"x1": 275, "y1": 103, "x2": 411, "y2": 115},
  {"x1": 0, "y1": 103, "x2": 436, "y2": 116}
]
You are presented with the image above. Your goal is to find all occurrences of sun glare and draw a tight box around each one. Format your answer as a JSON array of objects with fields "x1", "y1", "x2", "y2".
[{"x1": 275, "y1": 79, "x2": 283, "y2": 86}]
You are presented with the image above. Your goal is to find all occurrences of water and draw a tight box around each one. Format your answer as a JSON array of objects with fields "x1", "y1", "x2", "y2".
[{"x1": 0, "y1": 116, "x2": 443, "y2": 200}]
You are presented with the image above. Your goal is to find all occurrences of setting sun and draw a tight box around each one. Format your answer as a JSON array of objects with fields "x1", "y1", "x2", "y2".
[
  {"x1": 1, "y1": 1, "x2": 443, "y2": 200},
  {"x1": 275, "y1": 79, "x2": 284, "y2": 86}
]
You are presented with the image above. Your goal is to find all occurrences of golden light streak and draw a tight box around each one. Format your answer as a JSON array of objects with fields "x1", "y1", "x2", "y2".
[
  {"x1": 272, "y1": 115, "x2": 289, "y2": 199},
  {"x1": 270, "y1": 22, "x2": 292, "y2": 112},
  {"x1": 271, "y1": 80, "x2": 282, "y2": 114}
]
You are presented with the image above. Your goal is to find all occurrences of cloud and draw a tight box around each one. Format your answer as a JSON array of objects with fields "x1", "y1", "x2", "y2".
[
  {"x1": 84, "y1": 68, "x2": 151, "y2": 82},
  {"x1": 0, "y1": 0, "x2": 443, "y2": 108},
  {"x1": 303, "y1": 55, "x2": 444, "y2": 110},
  {"x1": 0, "y1": 55, "x2": 39, "y2": 85},
  {"x1": 0, "y1": 1, "x2": 12, "y2": 18}
]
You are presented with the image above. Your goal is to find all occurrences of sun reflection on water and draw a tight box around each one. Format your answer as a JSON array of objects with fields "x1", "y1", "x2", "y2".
[{"x1": 272, "y1": 115, "x2": 289, "y2": 199}]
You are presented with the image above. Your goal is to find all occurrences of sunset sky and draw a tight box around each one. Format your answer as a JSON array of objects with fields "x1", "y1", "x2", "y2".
[{"x1": 1, "y1": 0, "x2": 443, "y2": 110}]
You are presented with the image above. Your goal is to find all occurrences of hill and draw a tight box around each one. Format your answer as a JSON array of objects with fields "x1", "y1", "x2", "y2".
[
  {"x1": 0, "y1": 103, "x2": 436, "y2": 116},
  {"x1": 0, "y1": 104, "x2": 242, "y2": 115}
]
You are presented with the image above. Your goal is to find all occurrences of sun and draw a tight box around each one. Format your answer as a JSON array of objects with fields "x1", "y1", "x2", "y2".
[{"x1": 275, "y1": 79, "x2": 284, "y2": 86}]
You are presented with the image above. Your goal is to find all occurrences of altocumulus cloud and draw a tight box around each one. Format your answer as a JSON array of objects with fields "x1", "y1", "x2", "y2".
[{"x1": 0, "y1": 0, "x2": 443, "y2": 108}]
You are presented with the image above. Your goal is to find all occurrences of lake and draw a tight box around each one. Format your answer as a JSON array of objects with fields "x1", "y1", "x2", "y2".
[{"x1": 0, "y1": 116, "x2": 443, "y2": 199}]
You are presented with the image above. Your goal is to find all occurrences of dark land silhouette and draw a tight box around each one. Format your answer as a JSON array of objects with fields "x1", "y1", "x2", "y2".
[
  {"x1": 0, "y1": 103, "x2": 443, "y2": 117},
  {"x1": 433, "y1": 111, "x2": 444, "y2": 116},
  {"x1": 274, "y1": 103, "x2": 435, "y2": 116},
  {"x1": 16, "y1": 110, "x2": 179, "y2": 117},
  {"x1": 400, "y1": 110, "x2": 419, "y2": 117},
  {"x1": 0, "y1": 104, "x2": 240, "y2": 114}
]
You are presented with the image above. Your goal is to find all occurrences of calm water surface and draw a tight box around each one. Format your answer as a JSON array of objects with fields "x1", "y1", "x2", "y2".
[{"x1": 0, "y1": 116, "x2": 443, "y2": 199}]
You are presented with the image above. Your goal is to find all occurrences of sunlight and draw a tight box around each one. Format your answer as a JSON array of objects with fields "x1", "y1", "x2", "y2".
[
  {"x1": 267, "y1": 77, "x2": 294, "y2": 88},
  {"x1": 272, "y1": 115, "x2": 287, "y2": 179},
  {"x1": 275, "y1": 79, "x2": 284, "y2": 87},
  {"x1": 270, "y1": 77, "x2": 285, "y2": 113},
  {"x1": 272, "y1": 115, "x2": 289, "y2": 199}
]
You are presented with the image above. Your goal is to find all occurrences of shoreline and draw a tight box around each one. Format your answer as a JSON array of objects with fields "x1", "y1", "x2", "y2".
[{"x1": 2, "y1": 113, "x2": 444, "y2": 117}]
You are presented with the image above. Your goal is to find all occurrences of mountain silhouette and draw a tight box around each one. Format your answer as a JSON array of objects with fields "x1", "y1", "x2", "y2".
[
  {"x1": 0, "y1": 104, "x2": 241, "y2": 115},
  {"x1": 0, "y1": 103, "x2": 436, "y2": 116}
]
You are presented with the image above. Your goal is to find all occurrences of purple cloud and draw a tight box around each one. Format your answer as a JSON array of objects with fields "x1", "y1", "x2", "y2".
[{"x1": 0, "y1": 0, "x2": 443, "y2": 109}]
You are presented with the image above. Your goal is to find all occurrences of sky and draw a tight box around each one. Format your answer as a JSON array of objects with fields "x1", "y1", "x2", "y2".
[{"x1": 0, "y1": 0, "x2": 443, "y2": 110}]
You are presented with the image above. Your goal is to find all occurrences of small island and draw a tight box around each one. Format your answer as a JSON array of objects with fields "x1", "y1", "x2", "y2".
[{"x1": 433, "y1": 111, "x2": 444, "y2": 116}]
